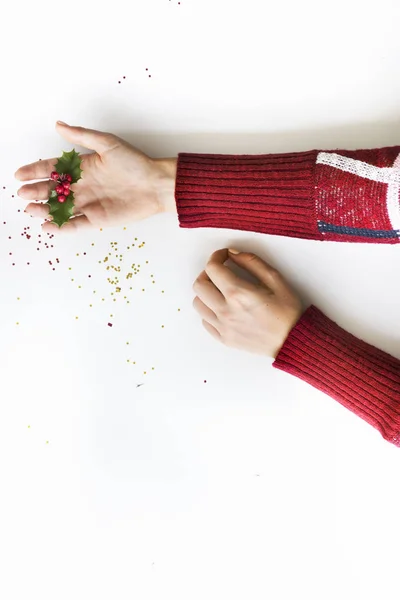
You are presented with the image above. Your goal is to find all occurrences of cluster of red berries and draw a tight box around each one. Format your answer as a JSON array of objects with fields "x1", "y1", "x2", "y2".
[{"x1": 50, "y1": 171, "x2": 72, "y2": 203}]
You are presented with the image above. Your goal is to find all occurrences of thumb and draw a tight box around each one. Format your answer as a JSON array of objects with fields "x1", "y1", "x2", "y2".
[
  {"x1": 227, "y1": 248, "x2": 285, "y2": 291},
  {"x1": 55, "y1": 121, "x2": 118, "y2": 154}
]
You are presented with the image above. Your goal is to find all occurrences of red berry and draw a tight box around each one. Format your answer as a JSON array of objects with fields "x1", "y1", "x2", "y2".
[
  {"x1": 58, "y1": 195, "x2": 66, "y2": 203},
  {"x1": 63, "y1": 181, "x2": 70, "y2": 190},
  {"x1": 63, "y1": 188, "x2": 70, "y2": 196},
  {"x1": 50, "y1": 171, "x2": 59, "y2": 181},
  {"x1": 65, "y1": 174, "x2": 72, "y2": 182},
  {"x1": 55, "y1": 185, "x2": 64, "y2": 194}
]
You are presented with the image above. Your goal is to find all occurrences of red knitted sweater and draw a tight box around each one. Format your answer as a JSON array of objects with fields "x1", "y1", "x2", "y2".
[{"x1": 174, "y1": 146, "x2": 400, "y2": 447}]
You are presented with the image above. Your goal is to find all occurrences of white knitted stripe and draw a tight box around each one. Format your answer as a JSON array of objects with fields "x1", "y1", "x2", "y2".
[
  {"x1": 386, "y1": 153, "x2": 400, "y2": 231},
  {"x1": 316, "y1": 152, "x2": 400, "y2": 185}
]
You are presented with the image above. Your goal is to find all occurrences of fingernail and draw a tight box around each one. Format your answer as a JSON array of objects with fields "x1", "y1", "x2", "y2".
[
  {"x1": 57, "y1": 120, "x2": 68, "y2": 125},
  {"x1": 228, "y1": 248, "x2": 240, "y2": 254}
]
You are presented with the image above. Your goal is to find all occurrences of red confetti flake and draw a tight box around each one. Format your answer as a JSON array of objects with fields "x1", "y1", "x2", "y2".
[
  {"x1": 108, "y1": 323, "x2": 113, "y2": 327},
  {"x1": 204, "y1": 380, "x2": 207, "y2": 383}
]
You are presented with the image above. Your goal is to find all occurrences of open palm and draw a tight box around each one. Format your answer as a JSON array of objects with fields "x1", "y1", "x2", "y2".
[{"x1": 15, "y1": 122, "x2": 165, "y2": 232}]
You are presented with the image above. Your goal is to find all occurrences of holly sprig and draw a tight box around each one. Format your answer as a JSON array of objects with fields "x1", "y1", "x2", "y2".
[{"x1": 46, "y1": 149, "x2": 83, "y2": 227}]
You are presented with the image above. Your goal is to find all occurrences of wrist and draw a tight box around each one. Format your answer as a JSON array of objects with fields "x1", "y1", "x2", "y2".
[{"x1": 153, "y1": 157, "x2": 177, "y2": 214}]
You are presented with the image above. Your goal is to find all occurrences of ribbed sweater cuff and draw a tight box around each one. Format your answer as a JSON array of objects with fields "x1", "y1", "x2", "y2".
[
  {"x1": 175, "y1": 151, "x2": 322, "y2": 240},
  {"x1": 273, "y1": 306, "x2": 400, "y2": 447}
]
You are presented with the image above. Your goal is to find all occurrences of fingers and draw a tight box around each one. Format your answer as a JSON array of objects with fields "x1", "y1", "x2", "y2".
[
  {"x1": 202, "y1": 320, "x2": 221, "y2": 342},
  {"x1": 17, "y1": 180, "x2": 54, "y2": 201},
  {"x1": 41, "y1": 215, "x2": 91, "y2": 234},
  {"x1": 24, "y1": 200, "x2": 82, "y2": 219},
  {"x1": 205, "y1": 248, "x2": 245, "y2": 296},
  {"x1": 15, "y1": 152, "x2": 93, "y2": 183},
  {"x1": 193, "y1": 270, "x2": 225, "y2": 311},
  {"x1": 55, "y1": 122, "x2": 118, "y2": 154},
  {"x1": 193, "y1": 297, "x2": 219, "y2": 327},
  {"x1": 25, "y1": 202, "x2": 50, "y2": 218},
  {"x1": 15, "y1": 158, "x2": 58, "y2": 182},
  {"x1": 227, "y1": 249, "x2": 287, "y2": 292}
]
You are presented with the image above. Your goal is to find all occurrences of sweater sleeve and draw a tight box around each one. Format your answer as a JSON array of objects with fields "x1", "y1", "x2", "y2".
[
  {"x1": 175, "y1": 146, "x2": 400, "y2": 243},
  {"x1": 273, "y1": 306, "x2": 400, "y2": 447}
]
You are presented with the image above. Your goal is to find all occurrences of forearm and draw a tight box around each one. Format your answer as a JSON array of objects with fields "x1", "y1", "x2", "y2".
[
  {"x1": 273, "y1": 306, "x2": 400, "y2": 447},
  {"x1": 157, "y1": 146, "x2": 400, "y2": 243}
]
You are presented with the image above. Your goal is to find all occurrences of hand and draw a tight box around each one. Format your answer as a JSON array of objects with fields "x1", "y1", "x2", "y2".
[
  {"x1": 14, "y1": 122, "x2": 178, "y2": 233},
  {"x1": 193, "y1": 249, "x2": 304, "y2": 358}
]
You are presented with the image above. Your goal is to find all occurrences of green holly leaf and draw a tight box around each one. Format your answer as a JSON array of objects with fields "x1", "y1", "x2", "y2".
[
  {"x1": 47, "y1": 192, "x2": 75, "y2": 227},
  {"x1": 54, "y1": 149, "x2": 83, "y2": 183},
  {"x1": 45, "y1": 149, "x2": 83, "y2": 227}
]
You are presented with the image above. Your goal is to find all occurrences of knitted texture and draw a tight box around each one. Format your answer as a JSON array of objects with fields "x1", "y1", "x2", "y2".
[
  {"x1": 175, "y1": 146, "x2": 400, "y2": 243},
  {"x1": 273, "y1": 306, "x2": 400, "y2": 447}
]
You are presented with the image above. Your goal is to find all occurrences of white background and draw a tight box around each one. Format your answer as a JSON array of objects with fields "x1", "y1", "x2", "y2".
[{"x1": 1, "y1": 1, "x2": 400, "y2": 598}]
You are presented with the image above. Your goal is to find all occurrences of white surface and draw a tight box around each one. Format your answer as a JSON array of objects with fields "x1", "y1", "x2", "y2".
[{"x1": 1, "y1": 1, "x2": 400, "y2": 599}]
